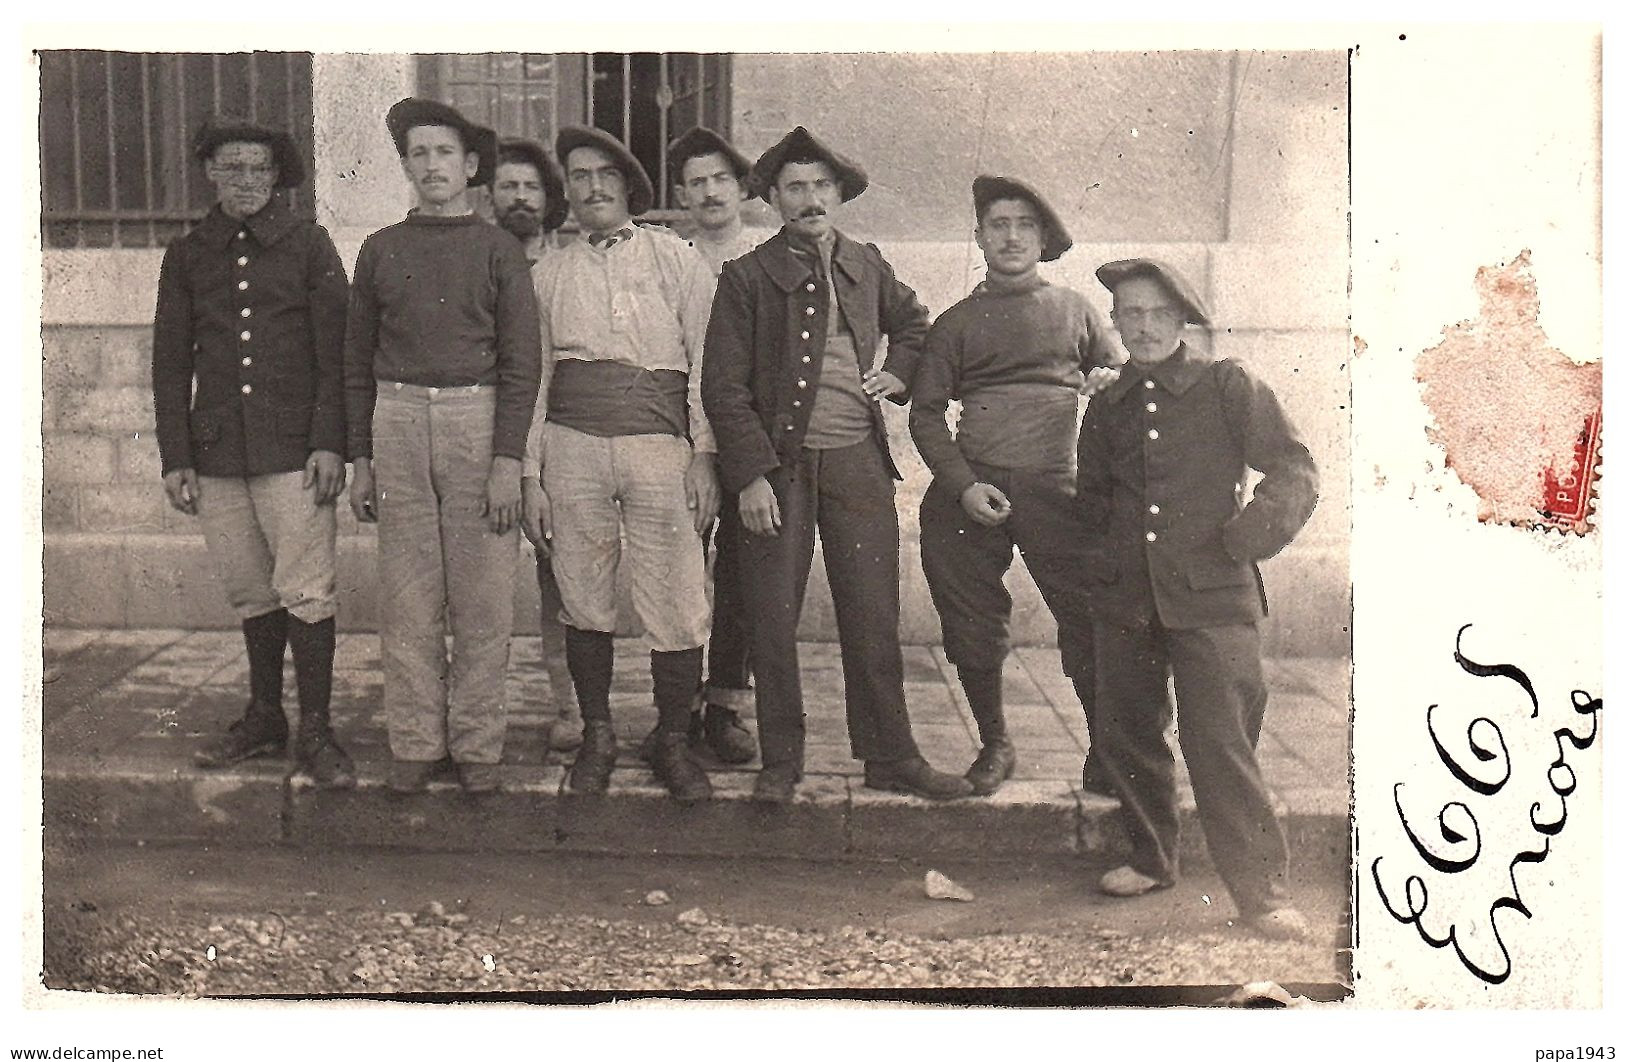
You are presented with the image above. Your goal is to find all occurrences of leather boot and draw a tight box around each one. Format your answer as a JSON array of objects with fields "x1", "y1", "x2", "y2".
[
  {"x1": 965, "y1": 739, "x2": 1018, "y2": 795},
  {"x1": 652, "y1": 732, "x2": 712, "y2": 804},
  {"x1": 568, "y1": 723, "x2": 617, "y2": 795},
  {"x1": 196, "y1": 610, "x2": 292, "y2": 767},
  {"x1": 194, "y1": 698, "x2": 288, "y2": 767},
  {"x1": 863, "y1": 756, "x2": 975, "y2": 800}
]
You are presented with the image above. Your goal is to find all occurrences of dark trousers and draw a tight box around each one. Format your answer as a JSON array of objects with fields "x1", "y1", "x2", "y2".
[
  {"x1": 1092, "y1": 618, "x2": 1289, "y2": 919},
  {"x1": 704, "y1": 493, "x2": 752, "y2": 700},
  {"x1": 918, "y1": 464, "x2": 1097, "y2": 695},
  {"x1": 740, "y1": 436, "x2": 920, "y2": 771}
]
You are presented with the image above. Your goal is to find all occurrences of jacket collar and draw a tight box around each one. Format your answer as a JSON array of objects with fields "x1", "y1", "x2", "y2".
[
  {"x1": 196, "y1": 193, "x2": 300, "y2": 248},
  {"x1": 757, "y1": 228, "x2": 865, "y2": 292},
  {"x1": 1104, "y1": 342, "x2": 1207, "y2": 403}
]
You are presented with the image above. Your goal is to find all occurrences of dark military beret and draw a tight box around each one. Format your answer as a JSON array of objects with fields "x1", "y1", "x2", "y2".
[
  {"x1": 1096, "y1": 258, "x2": 1212, "y2": 326},
  {"x1": 555, "y1": 125, "x2": 655, "y2": 217},
  {"x1": 749, "y1": 126, "x2": 867, "y2": 202},
  {"x1": 192, "y1": 118, "x2": 305, "y2": 188},
  {"x1": 385, "y1": 97, "x2": 499, "y2": 188},
  {"x1": 667, "y1": 126, "x2": 756, "y2": 200},
  {"x1": 972, "y1": 175, "x2": 1072, "y2": 262}
]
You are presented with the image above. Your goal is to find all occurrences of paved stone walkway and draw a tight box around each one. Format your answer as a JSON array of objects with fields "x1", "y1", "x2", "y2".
[{"x1": 41, "y1": 628, "x2": 1348, "y2": 821}]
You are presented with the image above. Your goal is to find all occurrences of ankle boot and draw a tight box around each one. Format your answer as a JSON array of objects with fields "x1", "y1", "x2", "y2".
[
  {"x1": 965, "y1": 739, "x2": 1018, "y2": 795},
  {"x1": 568, "y1": 722, "x2": 617, "y2": 794},
  {"x1": 652, "y1": 731, "x2": 712, "y2": 803},
  {"x1": 194, "y1": 698, "x2": 288, "y2": 768}
]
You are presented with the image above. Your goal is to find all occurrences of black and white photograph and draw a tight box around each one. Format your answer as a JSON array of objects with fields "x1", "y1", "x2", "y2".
[{"x1": 16, "y1": 19, "x2": 1608, "y2": 1054}]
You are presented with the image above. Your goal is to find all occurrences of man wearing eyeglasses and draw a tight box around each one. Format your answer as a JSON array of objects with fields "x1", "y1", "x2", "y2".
[
  {"x1": 152, "y1": 119, "x2": 354, "y2": 787},
  {"x1": 1076, "y1": 258, "x2": 1319, "y2": 941}
]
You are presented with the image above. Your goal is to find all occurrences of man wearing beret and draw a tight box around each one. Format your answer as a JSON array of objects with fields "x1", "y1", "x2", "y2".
[
  {"x1": 1076, "y1": 258, "x2": 1319, "y2": 939},
  {"x1": 489, "y1": 137, "x2": 581, "y2": 756},
  {"x1": 492, "y1": 137, "x2": 570, "y2": 265},
  {"x1": 657, "y1": 124, "x2": 767, "y2": 766},
  {"x1": 154, "y1": 119, "x2": 353, "y2": 786},
  {"x1": 703, "y1": 126, "x2": 972, "y2": 804},
  {"x1": 910, "y1": 175, "x2": 1121, "y2": 796},
  {"x1": 344, "y1": 98, "x2": 541, "y2": 795},
  {"x1": 520, "y1": 126, "x2": 719, "y2": 803}
]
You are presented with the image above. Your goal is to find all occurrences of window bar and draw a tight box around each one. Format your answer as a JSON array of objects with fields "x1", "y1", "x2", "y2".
[
  {"x1": 104, "y1": 54, "x2": 119, "y2": 230},
  {"x1": 68, "y1": 52, "x2": 83, "y2": 219},
  {"x1": 696, "y1": 55, "x2": 706, "y2": 129},
  {"x1": 548, "y1": 55, "x2": 558, "y2": 146},
  {"x1": 284, "y1": 52, "x2": 297, "y2": 208},
  {"x1": 584, "y1": 53, "x2": 595, "y2": 132},
  {"x1": 620, "y1": 54, "x2": 631, "y2": 148},
  {"x1": 657, "y1": 52, "x2": 669, "y2": 209},
  {"x1": 284, "y1": 52, "x2": 295, "y2": 128},
  {"x1": 140, "y1": 52, "x2": 156, "y2": 246},
  {"x1": 212, "y1": 53, "x2": 222, "y2": 114},
  {"x1": 176, "y1": 57, "x2": 190, "y2": 213}
]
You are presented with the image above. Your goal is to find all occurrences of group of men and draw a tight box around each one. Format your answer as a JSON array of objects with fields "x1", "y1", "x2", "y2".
[{"x1": 150, "y1": 97, "x2": 1319, "y2": 939}]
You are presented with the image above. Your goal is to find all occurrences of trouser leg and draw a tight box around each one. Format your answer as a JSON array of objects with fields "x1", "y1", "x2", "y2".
[
  {"x1": 615, "y1": 433, "x2": 710, "y2": 654},
  {"x1": 817, "y1": 438, "x2": 918, "y2": 764},
  {"x1": 373, "y1": 386, "x2": 449, "y2": 762},
  {"x1": 196, "y1": 475, "x2": 281, "y2": 628},
  {"x1": 919, "y1": 474, "x2": 1017, "y2": 747},
  {"x1": 1092, "y1": 619, "x2": 1180, "y2": 884},
  {"x1": 739, "y1": 453, "x2": 819, "y2": 771},
  {"x1": 1009, "y1": 471, "x2": 1109, "y2": 782},
  {"x1": 433, "y1": 393, "x2": 517, "y2": 766},
  {"x1": 542, "y1": 423, "x2": 623, "y2": 636},
  {"x1": 704, "y1": 493, "x2": 753, "y2": 708},
  {"x1": 1167, "y1": 623, "x2": 1290, "y2": 918},
  {"x1": 196, "y1": 475, "x2": 285, "y2": 717}
]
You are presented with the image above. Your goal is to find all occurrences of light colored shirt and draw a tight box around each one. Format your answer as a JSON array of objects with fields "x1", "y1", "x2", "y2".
[
  {"x1": 688, "y1": 226, "x2": 767, "y2": 278},
  {"x1": 523, "y1": 225, "x2": 717, "y2": 478}
]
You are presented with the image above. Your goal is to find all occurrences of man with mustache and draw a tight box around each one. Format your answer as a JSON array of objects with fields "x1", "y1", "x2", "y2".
[
  {"x1": 703, "y1": 126, "x2": 972, "y2": 804},
  {"x1": 521, "y1": 127, "x2": 719, "y2": 803},
  {"x1": 152, "y1": 118, "x2": 353, "y2": 787},
  {"x1": 1077, "y1": 258, "x2": 1318, "y2": 940},
  {"x1": 490, "y1": 137, "x2": 581, "y2": 755},
  {"x1": 910, "y1": 176, "x2": 1121, "y2": 796},
  {"x1": 345, "y1": 99, "x2": 541, "y2": 795},
  {"x1": 651, "y1": 125, "x2": 768, "y2": 765}
]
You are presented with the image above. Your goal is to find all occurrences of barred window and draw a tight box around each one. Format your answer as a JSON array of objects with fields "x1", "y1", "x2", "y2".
[
  {"x1": 38, "y1": 50, "x2": 315, "y2": 249},
  {"x1": 417, "y1": 52, "x2": 733, "y2": 219}
]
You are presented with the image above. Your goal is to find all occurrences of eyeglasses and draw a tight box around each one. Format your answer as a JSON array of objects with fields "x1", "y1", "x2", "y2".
[
  {"x1": 1114, "y1": 307, "x2": 1184, "y2": 326},
  {"x1": 211, "y1": 164, "x2": 277, "y2": 180}
]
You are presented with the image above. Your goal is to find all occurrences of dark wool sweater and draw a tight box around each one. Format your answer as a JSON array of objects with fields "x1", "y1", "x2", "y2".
[
  {"x1": 910, "y1": 274, "x2": 1116, "y2": 497},
  {"x1": 343, "y1": 212, "x2": 541, "y2": 460}
]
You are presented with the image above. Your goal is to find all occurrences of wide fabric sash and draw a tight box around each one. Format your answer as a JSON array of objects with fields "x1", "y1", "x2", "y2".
[{"x1": 547, "y1": 358, "x2": 689, "y2": 439}]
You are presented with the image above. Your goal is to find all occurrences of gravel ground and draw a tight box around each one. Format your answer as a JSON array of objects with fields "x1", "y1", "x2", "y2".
[{"x1": 43, "y1": 900, "x2": 1343, "y2": 997}]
